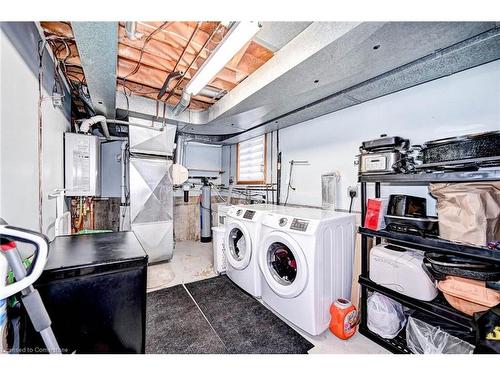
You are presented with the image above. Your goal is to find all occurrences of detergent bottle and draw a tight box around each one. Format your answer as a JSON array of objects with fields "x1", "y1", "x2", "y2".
[{"x1": 329, "y1": 298, "x2": 358, "y2": 340}]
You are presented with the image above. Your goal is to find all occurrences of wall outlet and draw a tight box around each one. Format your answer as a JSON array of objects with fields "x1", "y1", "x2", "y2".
[{"x1": 348, "y1": 186, "x2": 358, "y2": 198}]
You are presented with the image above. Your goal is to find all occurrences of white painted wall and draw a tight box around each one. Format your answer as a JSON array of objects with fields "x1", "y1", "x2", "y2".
[
  {"x1": 222, "y1": 60, "x2": 500, "y2": 212},
  {"x1": 183, "y1": 142, "x2": 222, "y2": 178},
  {"x1": 0, "y1": 23, "x2": 71, "y2": 239}
]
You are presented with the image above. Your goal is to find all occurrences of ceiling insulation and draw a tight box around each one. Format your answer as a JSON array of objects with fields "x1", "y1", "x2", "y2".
[{"x1": 39, "y1": 21, "x2": 274, "y2": 113}]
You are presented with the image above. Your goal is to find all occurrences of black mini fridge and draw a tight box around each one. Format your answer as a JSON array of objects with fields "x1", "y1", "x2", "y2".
[{"x1": 21, "y1": 232, "x2": 148, "y2": 354}]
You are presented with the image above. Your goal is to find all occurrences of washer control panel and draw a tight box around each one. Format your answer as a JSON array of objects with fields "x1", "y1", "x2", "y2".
[
  {"x1": 243, "y1": 210, "x2": 256, "y2": 220},
  {"x1": 290, "y1": 218, "x2": 309, "y2": 232}
]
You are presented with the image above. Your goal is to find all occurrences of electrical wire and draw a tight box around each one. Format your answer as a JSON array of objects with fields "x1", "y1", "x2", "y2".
[
  {"x1": 283, "y1": 162, "x2": 295, "y2": 206},
  {"x1": 120, "y1": 22, "x2": 172, "y2": 112},
  {"x1": 122, "y1": 22, "x2": 171, "y2": 83},
  {"x1": 163, "y1": 22, "x2": 225, "y2": 103},
  {"x1": 117, "y1": 89, "x2": 130, "y2": 120},
  {"x1": 349, "y1": 196, "x2": 354, "y2": 213}
]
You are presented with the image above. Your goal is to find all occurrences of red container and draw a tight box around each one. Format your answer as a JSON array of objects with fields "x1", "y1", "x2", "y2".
[
  {"x1": 329, "y1": 298, "x2": 358, "y2": 340},
  {"x1": 364, "y1": 198, "x2": 388, "y2": 230}
]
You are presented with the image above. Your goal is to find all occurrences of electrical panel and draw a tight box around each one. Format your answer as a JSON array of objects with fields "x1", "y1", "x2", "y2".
[{"x1": 64, "y1": 133, "x2": 101, "y2": 196}]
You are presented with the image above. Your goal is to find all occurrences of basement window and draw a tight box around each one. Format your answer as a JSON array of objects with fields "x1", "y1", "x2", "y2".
[{"x1": 237, "y1": 135, "x2": 267, "y2": 185}]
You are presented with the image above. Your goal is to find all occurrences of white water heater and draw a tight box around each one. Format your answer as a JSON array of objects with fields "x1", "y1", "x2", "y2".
[{"x1": 64, "y1": 133, "x2": 101, "y2": 196}]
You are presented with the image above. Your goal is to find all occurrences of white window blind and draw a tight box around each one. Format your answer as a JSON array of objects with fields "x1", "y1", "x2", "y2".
[{"x1": 238, "y1": 135, "x2": 266, "y2": 183}]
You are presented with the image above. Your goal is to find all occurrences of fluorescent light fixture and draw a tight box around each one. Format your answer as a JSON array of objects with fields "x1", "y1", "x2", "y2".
[{"x1": 185, "y1": 21, "x2": 261, "y2": 96}]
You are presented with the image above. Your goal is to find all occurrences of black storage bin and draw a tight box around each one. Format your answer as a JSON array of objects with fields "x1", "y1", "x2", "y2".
[{"x1": 21, "y1": 232, "x2": 148, "y2": 354}]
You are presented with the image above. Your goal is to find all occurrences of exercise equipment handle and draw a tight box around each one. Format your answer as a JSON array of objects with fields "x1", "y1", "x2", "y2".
[{"x1": 0, "y1": 225, "x2": 49, "y2": 300}]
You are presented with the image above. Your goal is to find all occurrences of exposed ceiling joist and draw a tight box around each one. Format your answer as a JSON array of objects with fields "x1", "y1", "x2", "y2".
[{"x1": 42, "y1": 21, "x2": 274, "y2": 111}]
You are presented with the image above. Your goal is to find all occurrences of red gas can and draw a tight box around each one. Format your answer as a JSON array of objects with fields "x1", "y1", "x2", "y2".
[{"x1": 329, "y1": 298, "x2": 358, "y2": 340}]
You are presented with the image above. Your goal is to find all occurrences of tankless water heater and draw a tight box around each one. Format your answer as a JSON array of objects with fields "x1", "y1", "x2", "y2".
[{"x1": 64, "y1": 133, "x2": 101, "y2": 196}]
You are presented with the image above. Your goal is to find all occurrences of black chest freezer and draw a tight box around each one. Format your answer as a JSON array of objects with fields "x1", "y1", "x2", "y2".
[{"x1": 21, "y1": 231, "x2": 148, "y2": 353}]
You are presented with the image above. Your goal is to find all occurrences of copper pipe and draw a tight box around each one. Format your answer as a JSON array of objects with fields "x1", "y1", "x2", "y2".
[{"x1": 164, "y1": 22, "x2": 223, "y2": 104}]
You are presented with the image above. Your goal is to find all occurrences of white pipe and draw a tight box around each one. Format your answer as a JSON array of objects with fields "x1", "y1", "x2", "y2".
[
  {"x1": 78, "y1": 118, "x2": 164, "y2": 132},
  {"x1": 97, "y1": 136, "x2": 127, "y2": 141},
  {"x1": 125, "y1": 22, "x2": 143, "y2": 41},
  {"x1": 120, "y1": 141, "x2": 128, "y2": 205},
  {"x1": 175, "y1": 135, "x2": 187, "y2": 164},
  {"x1": 106, "y1": 119, "x2": 164, "y2": 132},
  {"x1": 119, "y1": 141, "x2": 129, "y2": 232},
  {"x1": 199, "y1": 86, "x2": 226, "y2": 99},
  {"x1": 172, "y1": 91, "x2": 191, "y2": 116},
  {"x1": 79, "y1": 115, "x2": 110, "y2": 140}
]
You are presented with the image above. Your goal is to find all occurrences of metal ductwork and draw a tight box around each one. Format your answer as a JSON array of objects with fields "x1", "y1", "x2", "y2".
[
  {"x1": 172, "y1": 91, "x2": 192, "y2": 116},
  {"x1": 199, "y1": 86, "x2": 227, "y2": 100},
  {"x1": 72, "y1": 22, "x2": 118, "y2": 119},
  {"x1": 116, "y1": 22, "x2": 499, "y2": 142},
  {"x1": 222, "y1": 25, "x2": 500, "y2": 144}
]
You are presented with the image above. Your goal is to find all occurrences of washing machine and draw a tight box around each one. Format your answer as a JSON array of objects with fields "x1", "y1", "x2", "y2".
[
  {"x1": 223, "y1": 204, "x2": 277, "y2": 297},
  {"x1": 258, "y1": 206, "x2": 356, "y2": 335}
]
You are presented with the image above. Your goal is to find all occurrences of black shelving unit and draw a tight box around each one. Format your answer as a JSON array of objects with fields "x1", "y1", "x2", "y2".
[{"x1": 358, "y1": 170, "x2": 500, "y2": 354}]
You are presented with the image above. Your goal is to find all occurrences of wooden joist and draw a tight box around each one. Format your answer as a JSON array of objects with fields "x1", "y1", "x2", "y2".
[{"x1": 40, "y1": 21, "x2": 274, "y2": 110}]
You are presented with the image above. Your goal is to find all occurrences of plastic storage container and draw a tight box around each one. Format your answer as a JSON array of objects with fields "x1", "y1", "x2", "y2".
[
  {"x1": 437, "y1": 276, "x2": 500, "y2": 316},
  {"x1": 406, "y1": 316, "x2": 475, "y2": 354},
  {"x1": 329, "y1": 298, "x2": 358, "y2": 340},
  {"x1": 321, "y1": 172, "x2": 340, "y2": 210},
  {"x1": 370, "y1": 244, "x2": 438, "y2": 301},
  {"x1": 212, "y1": 227, "x2": 227, "y2": 275}
]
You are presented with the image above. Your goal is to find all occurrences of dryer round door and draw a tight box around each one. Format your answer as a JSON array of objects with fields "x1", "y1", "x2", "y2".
[
  {"x1": 224, "y1": 221, "x2": 252, "y2": 270},
  {"x1": 259, "y1": 231, "x2": 308, "y2": 298}
]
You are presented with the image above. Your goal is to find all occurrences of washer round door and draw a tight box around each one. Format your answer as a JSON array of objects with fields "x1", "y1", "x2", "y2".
[
  {"x1": 224, "y1": 221, "x2": 252, "y2": 270},
  {"x1": 259, "y1": 231, "x2": 308, "y2": 298}
]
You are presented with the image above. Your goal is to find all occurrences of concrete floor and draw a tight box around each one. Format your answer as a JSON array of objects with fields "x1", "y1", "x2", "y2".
[
  {"x1": 147, "y1": 240, "x2": 388, "y2": 354},
  {"x1": 147, "y1": 241, "x2": 217, "y2": 292}
]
